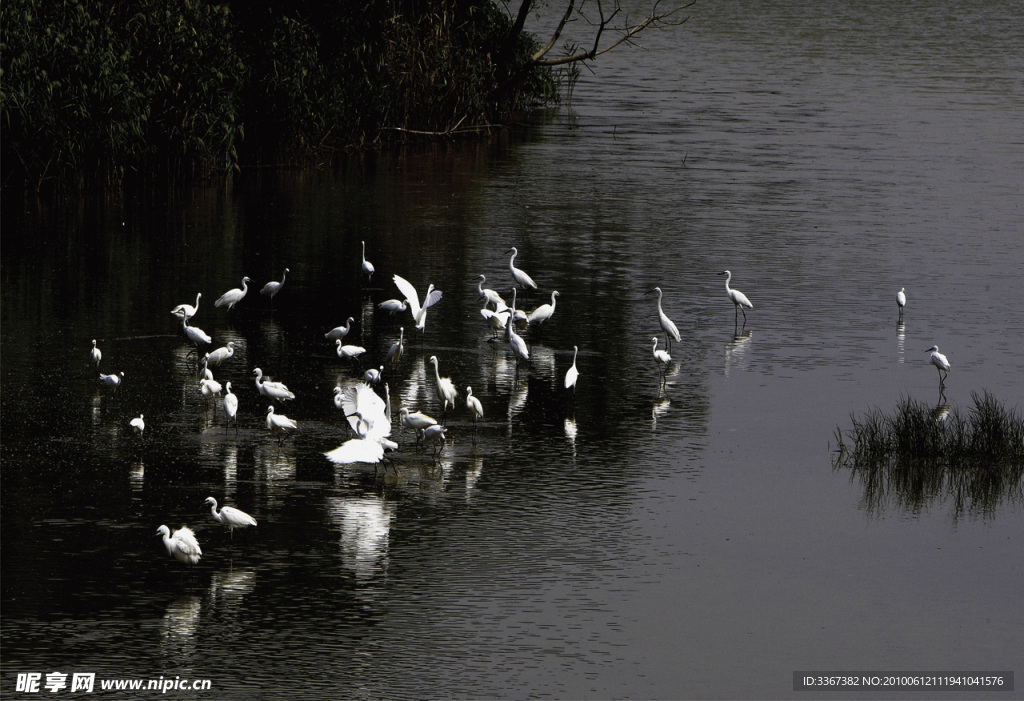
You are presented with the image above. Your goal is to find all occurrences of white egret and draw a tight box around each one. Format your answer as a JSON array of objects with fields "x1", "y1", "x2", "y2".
[
  {"x1": 429, "y1": 355, "x2": 458, "y2": 419},
  {"x1": 182, "y1": 317, "x2": 212, "y2": 350},
  {"x1": 325, "y1": 317, "x2": 355, "y2": 341},
  {"x1": 130, "y1": 414, "x2": 145, "y2": 436},
  {"x1": 364, "y1": 365, "x2": 384, "y2": 385},
  {"x1": 897, "y1": 287, "x2": 906, "y2": 320},
  {"x1": 199, "y1": 378, "x2": 223, "y2": 404},
  {"x1": 466, "y1": 386, "x2": 483, "y2": 432},
  {"x1": 648, "y1": 287, "x2": 681, "y2": 351},
  {"x1": 204, "y1": 497, "x2": 257, "y2": 538},
  {"x1": 90, "y1": 339, "x2": 102, "y2": 369},
  {"x1": 205, "y1": 341, "x2": 235, "y2": 367},
  {"x1": 361, "y1": 241, "x2": 374, "y2": 280},
  {"x1": 171, "y1": 292, "x2": 201, "y2": 321},
  {"x1": 333, "y1": 386, "x2": 345, "y2": 410},
  {"x1": 565, "y1": 345, "x2": 579, "y2": 393},
  {"x1": 399, "y1": 407, "x2": 438, "y2": 442},
  {"x1": 422, "y1": 424, "x2": 447, "y2": 458},
  {"x1": 253, "y1": 368, "x2": 295, "y2": 401},
  {"x1": 504, "y1": 289, "x2": 530, "y2": 367},
  {"x1": 719, "y1": 271, "x2": 754, "y2": 325},
  {"x1": 214, "y1": 276, "x2": 252, "y2": 310},
  {"x1": 480, "y1": 307, "x2": 508, "y2": 341},
  {"x1": 223, "y1": 382, "x2": 238, "y2": 430},
  {"x1": 336, "y1": 340, "x2": 367, "y2": 362},
  {"x1": 266, "y1": 405, "x2": 298, "y2": 444},
  {"x1": 925, "y1": 345, "x2": 951, "y2": 383},
  {"x1": 198, "y1": 356, "x2": 214, "y2": 381},
  {"x1": 157, "y1": 525, "x2": 202, "y2": 567},
  {"x1": 378, "y1": 298, "x2": 408, "y2": 315},
  {"x1": 527, "y1": 290, "x2": 560, "y2": 329},
  {"x1": 325, "y1": 383, "x2": 396, "y2": 466},
  {"x1": 261, "y1": 268, "x2": 289, "y2": 302},
  {"x1": 386, "y1": 328, "x2": 404, "y2": 368},
  {"x1": 392, "y1": 274, "x2": 443, "y2": 333},
  {"x1": 506, "y1": 246, "x2": 538, "y2": 290},
  {"x1": 99, "y1": 371, "x2": 124, "y2": 390},
  {"x1": 652, "y1": 336, "x2": 671, "y2": 379},
  {"x1": 475, "y1": 274, "x2": 506, "y2": 309}
]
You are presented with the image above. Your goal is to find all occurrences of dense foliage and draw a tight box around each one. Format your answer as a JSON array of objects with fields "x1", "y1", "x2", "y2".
[{"x1": 1, "y1": 0, "x2": 558, "y2": 190}]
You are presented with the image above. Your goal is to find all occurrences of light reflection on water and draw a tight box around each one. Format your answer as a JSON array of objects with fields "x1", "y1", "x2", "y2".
[{"x1": 3, "y1": 0, "x2": 1024, "y2": 697}]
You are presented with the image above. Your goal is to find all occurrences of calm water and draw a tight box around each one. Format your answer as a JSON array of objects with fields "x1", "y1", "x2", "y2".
[{"x1": 3, "y1": 1, "x2": 1023, "y2": 699}]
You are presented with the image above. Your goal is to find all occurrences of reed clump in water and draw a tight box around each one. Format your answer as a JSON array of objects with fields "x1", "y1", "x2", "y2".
[{"x1": 833, "y1": 391, "x2": 1024, "y2": 517}]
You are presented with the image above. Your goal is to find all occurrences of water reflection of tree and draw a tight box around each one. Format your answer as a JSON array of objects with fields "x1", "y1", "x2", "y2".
[{"x1": 833, "y1": 392, "x2": 1024, "y2": 519}]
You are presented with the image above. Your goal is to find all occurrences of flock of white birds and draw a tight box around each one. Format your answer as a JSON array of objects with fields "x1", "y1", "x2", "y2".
[{"x1": 92, "y1": 241, "x2": 944, "y2": 575}]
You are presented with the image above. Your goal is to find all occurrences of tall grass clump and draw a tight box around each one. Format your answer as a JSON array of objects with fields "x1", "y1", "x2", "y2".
[{"x1": 833, "y1": 391, "x2": 1024, "y2": 518}]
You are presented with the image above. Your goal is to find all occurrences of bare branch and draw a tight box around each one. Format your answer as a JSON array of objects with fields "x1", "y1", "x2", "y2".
[{"x1": 531, "y1": 0, "x2": 577, "y2": 62}]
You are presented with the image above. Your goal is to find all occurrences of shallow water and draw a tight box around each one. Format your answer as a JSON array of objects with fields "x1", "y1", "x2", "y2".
[{"x1": 3, "y1": 0, "x2": 1023, "y2": 698}]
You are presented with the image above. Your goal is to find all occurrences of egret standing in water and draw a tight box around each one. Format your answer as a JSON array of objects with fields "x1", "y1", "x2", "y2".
[
  {"x1": 130, "y1": 414, "x2": 145, "y2": 436},
  {"x1": 156, "y1": 525, "x2": 202, "y2": 570},
  {"x1": 719, "y1": 270, "x2": 754, "y2": 326},
  {"x1": 90, "y1": 340, "x2": 102, "y2": 369},
  {"x1": 325, "y1": 317, "x2": 356, "y2": 341},
  {"x1": 429, "y1": 355, "x2": 458, "y2": 420},
  {"x1": 504, "y1": 289, "x2": 531, "y2": 371},
  {"x1": 392, "y1": 274, "x2": 443, "y2": 333},
  {"x1": 261, "y1": 268, "x2": 289, "y2": 305},
  {"x1": 253, "y1": 368, "x2": 295, "y2": 402},
  {"x1": 223, "y1": 382, "x2": 238, "y2": 432},
  {"x1": 564, "y1": 345, "x2": 579, "y2": 394},
  {"x1": 652, "y1": 336, "x2": 671, "y2": 384},
  {"x1": 99, "y1": 371, "x2": 124, "y2": 391},
  {"x1": 386, "y1": 328, "x2": 405, "y2": 370},
  {"x1": 215, "y1": 276, "x2": 251, "y2": 311},
  {"x1": 506, "y1": 246, "x2": 538, "y2": 291},
  {"x1": 266, "y1": 405, "x2": 298, "y2": 444},
  {"x1": 466, "y1": 386, "x2": 483, "y2": 433},
  {"x1": 171, "y1": 292, "x2": 201, "y2": 322},
  {"x1": 925, "y1": 345, "x2": 951, "y2": 384},
  {"x1": 205, "y1": 341, "x2": 235, "y2": 367},
  {"x1": 361, "y1": 241, "x2": 375, "y2": 281},
  {"x1": 648, "y1": 287, "x2": 681, "y2": 351},
  {"x1": 527, "y1": 290, "x2": 559, "y2": 332},
  {"x1": 897, "y1": 287, "x2": 906, "y2": 321},
  {"x1": 204, "y1": 497, "x2": 257, "y2": 539}
]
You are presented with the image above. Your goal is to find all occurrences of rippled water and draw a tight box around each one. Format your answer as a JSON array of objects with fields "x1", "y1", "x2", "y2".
[{"x1": 3, "y1": 1, "x2": 1023, "y2": 698}]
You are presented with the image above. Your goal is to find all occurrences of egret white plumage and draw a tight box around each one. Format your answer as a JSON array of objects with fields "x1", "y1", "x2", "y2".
[
  {"x1": 466, "y1": 386, "x2": 483, "y2": 432},
  {"x1": 198, "y1": 356, "x2": 214, "y2": 381},
  {"x1": 266, "y1": 405, "x2": 298, "y2": 444},
  {"x1": 925, "y1": 345, "x2": 951, "y2": 384},
  {"x1": 429, "y1": 355, "x2": 458, "y2": 419},
  {"x1": 99, "y1": 371, "x2": 124, "y2": 390},
  {"x1": 253, "y1": 368, "x2": 295, "y2": 401},
  {"x1": 648, "y1": 287, "x2": 681, "y2": 351},
  {"x1": 261, "y1": 268, "x2": 289, "y2": 302},
  {"x1": 565, "y1": 345, "x2": 579, "y2": 393},
  {"x1": 199, "y1": 377, "x2": 222, "y2": 403},
  {"x1": 719, "y1": 271, "x2": 754, "y2": 325},
  {"x1": 378, "y1": 298, "x2": 408, "y2": 315},
  {"x1": 181, "y1": 317, "x2": 212, "y2": 351},
  {"x1": 205, "y1": 497, "x2": 257, "y2": 538},
  {"x1": 475, "y1": 274, "x2": 506, "y2": 309},
  {"x1": 399, "y1": 407, "x2": 437, "y2": 442},
  {"x1": 336, "y1": 340, "x2": 367, "y2": 362},
  {"x1": 215, "y1": 276, "x2": 252, "y2": 310},
  {"x1": 897, "y1": 287, "x2": 906, "y2": 320},
  {"x1": 205, "y1": 341, "x2": 235, "y2": 367},
  {"x1": 527, "y1": 290, "x2": 559, "y2": 329},
  {"x1": 652, "y1": 336, "x2": 671, "y2": 379},
  {"x1": 130, "y1": 414, "x2": 145, "y2": 436},
  {"x1": 90, "y1": 339, "x2": 102, "y2": 368},
  {"x1": 171, "y1": 292, "x2": 201, "y2": 321},
  {"x1": 361, "y1": 241, "x2": 374, "y2": 280},
  {"x1": 480, "y1": 307, "x2": 508, "y2": 340},
  {"x1": 223, "y1": 382, "x2": 238, "y2": 430},
  {"x1": 364, "y1": 365, "x2": 384, "y2": 385},
  {"x1": 392, "y1": 274, "x2": 443, "y2": 332},
  {"x1": 324, "y1": 383, "x2": 396, "y2": 466},
  {"x1": 504, "y1": 289, "x2": 530, "y2": 367},
  {"x1": 422, "y1": 424, "x2": 447, "y2": 458},
  {"x1": 157, "y1": 525, "x2": 202, "y2": 567},
  {"x1": 325, "y1": 317, "x2": 355, "y2": 341},
  {"x1": 506, "y1": 246, "x2": 538, "y2": 290},
  {"x1": 386, "y1": 328, "x2": 404, "y2": 368}
]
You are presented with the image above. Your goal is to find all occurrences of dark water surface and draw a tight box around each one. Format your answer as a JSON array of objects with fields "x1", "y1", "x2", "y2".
[{"x1": 3, "y1": 1, "x2": 1023, "y2": 698}]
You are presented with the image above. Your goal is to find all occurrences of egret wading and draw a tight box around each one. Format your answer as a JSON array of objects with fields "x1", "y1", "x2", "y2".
[
  {"x1": 399, "y1": 407, "x2": 438, "y2": 443},
  {"x1": 325, "y1": 317, "x2": 355, "y2": 341},
  {"x1": 719, "y1": 271, "x2": 754, "y2": 326},
  {"x1": 156, "y1": 525, "x2": 202, "y2": 570},
  {"x1": 565, "y1": 345, "x2": 579, "y2": 394},
  {"x1": 90, "y1": 340, "x2": 102, "y2": 369},
  {"x1": 100, "y1": 371, "x2": 124, "y2": 391},
  {"x1": 215, "y1": 276, "x2": 251, "y2": 311},
  {"x1": 897, "y1": 287, "x2": 906, "y2": 320},
  {"x1": 130, "y1": 414, "x2": 145, "y2": 436},
  {"x1": 648, "y1": 287, "x2": 681, "y2": 351},
  {"x1": 361, "y1": 241, "x2": 375, "y2": 280},
  {"x1": 475, "y1": 274, "x2": 506, "y2": 309},
  {"x1": 266, "y1": 405, "x2": 298, "y2": 445},
  {"x1": 223, "y1": 382, "x2": 238, "y2": 432},
  {"x1": 429, "y1": 355, "x2": 458, "y2": 420},
  {"x1": 506, "y1": 246, "x2": 538, "y2": 291},
  {"x1": 171, "y1": 292, "x2": 201, "y2": 321},
  {"x1": 261, "y1": 268, "x2": 289, "y2": 305},
  {"x1": 205, "y1": 497, "x2": 257, "y2": 539},
  {"x1": 466, "y1": 386, "x2": 484, "y2": 433},
  {"x1": 205, "y1": 341, "x2": 235, "y2": 367},
  {"x1": 386, "y1": 328, "x2": 405, "y2": 369},
  {"x1": 253, "y1": 368, "x2": 295, "y2": 402},
  {"x1": 652, "y1": 336, "x2": 671, "y2": 383},
  {"x1": 527, "y1": 290, "x2": 559, "y2": 334},
  {"x1": 926, "y1": 345, "x2": 951, "y2": 384}
]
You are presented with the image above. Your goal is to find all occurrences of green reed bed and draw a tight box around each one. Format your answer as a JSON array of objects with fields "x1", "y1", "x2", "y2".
[{"x1": 833, "y1": 391, "x2": 1024, "y2": 517}]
